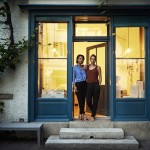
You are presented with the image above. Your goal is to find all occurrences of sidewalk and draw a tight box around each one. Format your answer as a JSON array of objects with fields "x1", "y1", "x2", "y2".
[
  {"x1": 0, "y1": 130, "x2": 150, "y2": 150},
  {"x1": 0, "y1": 139, "x2": 150, "y2": 150},
  {"x1": 0, "y1": 139, "x2": 45, "y2": 150}
]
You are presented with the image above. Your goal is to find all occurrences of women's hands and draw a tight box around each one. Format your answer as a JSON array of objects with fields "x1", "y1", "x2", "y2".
[{"x1": 74, "y1": 85, "x2": 78, "y2": 92}]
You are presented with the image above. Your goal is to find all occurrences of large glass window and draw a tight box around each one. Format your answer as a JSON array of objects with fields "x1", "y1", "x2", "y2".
[
  {"x1": 115, "y1": 27, "x2": 145, "y2": 98},
  {"x1": 38, "y1": 23, "x2": 67, "y2": 98}
]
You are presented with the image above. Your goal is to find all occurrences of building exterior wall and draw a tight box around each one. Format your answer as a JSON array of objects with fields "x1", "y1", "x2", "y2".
[
  {"x1": 0, "y1": 0, "x2": 28, "y2": 122},
  {"x1": 0, "y1": 0, "x2": 150, "y2": 123}
]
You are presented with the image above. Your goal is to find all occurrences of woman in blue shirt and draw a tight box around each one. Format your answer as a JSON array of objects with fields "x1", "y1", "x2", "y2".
[{"x1": 73, "y1": 54, "x2": 87, "y2": 121}]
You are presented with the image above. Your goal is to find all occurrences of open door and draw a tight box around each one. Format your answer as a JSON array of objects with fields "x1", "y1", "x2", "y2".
[{"x1": 86, "y1": 43, "x2": 107, "y2": 115}]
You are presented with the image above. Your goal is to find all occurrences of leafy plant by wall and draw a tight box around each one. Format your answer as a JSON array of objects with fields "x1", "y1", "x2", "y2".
[
  {"x1": 0, "y1": 0, "x2": 34, "y2": 73},
  {"x1": 0, "y1": 0, "x2": 35, "y2": 114}
]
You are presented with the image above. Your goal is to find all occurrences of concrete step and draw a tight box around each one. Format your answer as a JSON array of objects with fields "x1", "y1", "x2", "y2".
[
  {"x1": 69, "y1": 117, "x2": 114, "y2": 128},
  {"x1": 59, "y1": 128, "x2": 124, "y2": 139},
  {"x1": 45, "y1": 135, "x2": 139, "y2": 149}
]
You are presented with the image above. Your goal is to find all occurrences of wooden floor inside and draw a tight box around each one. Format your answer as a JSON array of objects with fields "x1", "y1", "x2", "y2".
[{"x1": 73, "y1": 105, "x2": 107, "y2": 119}]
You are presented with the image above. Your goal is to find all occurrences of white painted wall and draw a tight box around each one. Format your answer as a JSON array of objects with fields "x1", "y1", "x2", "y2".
[{"x1": 0, "y1": 0, "x2": 28, "y2": 122}]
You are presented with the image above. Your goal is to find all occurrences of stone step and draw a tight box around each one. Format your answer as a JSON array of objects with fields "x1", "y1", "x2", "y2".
[
  {"x1": 59, "y1": 128, "x2": 124, "y2": 139},
  {"x1": 69, "y1": 117, "x2": 114, "y2": 128},
  {"x1": 45, "y1": 135, "x2": 139, "y2": 149}
]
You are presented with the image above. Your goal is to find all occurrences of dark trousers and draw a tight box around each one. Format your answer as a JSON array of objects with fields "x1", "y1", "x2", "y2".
[
  {"x1": 86, "y1": 82, "x2": 100, "y2": 117},
  {"x1": 75, "y1": 81, "x2": 87, "y2": 114}
]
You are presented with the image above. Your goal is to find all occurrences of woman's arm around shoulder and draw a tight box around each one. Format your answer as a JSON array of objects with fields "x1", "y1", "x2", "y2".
[{"x1": 83, "y1": 64, "x2": 88, "y2": 70}]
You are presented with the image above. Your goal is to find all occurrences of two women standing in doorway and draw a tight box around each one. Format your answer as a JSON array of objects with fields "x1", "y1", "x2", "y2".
[{"x1": 73, "y1": 54, "x2": 102, "y2": 122}]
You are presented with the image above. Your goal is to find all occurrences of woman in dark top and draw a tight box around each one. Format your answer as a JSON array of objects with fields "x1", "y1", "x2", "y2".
[
  {"x1": 73, "y1": 54, "x2": 87, "y2": 121},
  {"x1": 86, "y1": 54, "x2": 102, "y2": 122}
]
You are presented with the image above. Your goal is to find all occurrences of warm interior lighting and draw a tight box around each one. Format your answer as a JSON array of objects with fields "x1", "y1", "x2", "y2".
[
  {"x1": 126, "y1": 27, "x2": 130, "y2": 53},
  {"x1": 51, "y1": 24, "x2": 61, "y2": 56},
  {"x1": 123, "y1": 27, "x2": 131, "y2": 56},
  {"x1": 52, "y1": 47, "x2": 56, "y2": 52},
  {"x1": 126, "y1": 47, "x2": 131, "y2": 53},
  {"x1": 38, "y1": 23, "x2": 67, "y2": 98},
  {"x1": 52, "y1": 23, "x2": 56, "y2": 51},
  {"x1": 116, "y1": 27, "x2": 145, "y2": 98}
]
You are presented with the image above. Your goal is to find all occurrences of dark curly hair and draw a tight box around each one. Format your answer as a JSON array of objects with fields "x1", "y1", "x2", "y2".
[{"x1": 76, "y1": 54, "x2": 85, "y2": 63}]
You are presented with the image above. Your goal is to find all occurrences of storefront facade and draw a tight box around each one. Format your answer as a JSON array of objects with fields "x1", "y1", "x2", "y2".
[
  {"x1": 20, "y1": 2, "x2": 150, "y2": 122},
  {"x1": 1, "y1": 0, "x2": 150, "y2": 123}
]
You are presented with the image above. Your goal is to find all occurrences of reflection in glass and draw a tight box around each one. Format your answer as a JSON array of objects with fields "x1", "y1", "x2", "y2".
[
  {"x1": 115, "y1": 27, "x2": 145, "y2": 98},
  {"x1": 38, "y1": 59, "x2": 67, "y2": 98},
  {"x1": 75, "y1": 23, "x2": 107, "y2": 36}
]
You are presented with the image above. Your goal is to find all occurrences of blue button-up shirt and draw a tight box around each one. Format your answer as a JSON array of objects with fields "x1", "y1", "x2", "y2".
[{"x1": 73, "y1": 65, "x2": 86, "y2": 84}]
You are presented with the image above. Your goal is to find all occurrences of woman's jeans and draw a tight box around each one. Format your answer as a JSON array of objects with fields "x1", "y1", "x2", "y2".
[
  {"x1": 86, "y1": 82, "x2": 100, "y2": 117},
  {"x1": 75, "y1": 81, "x2": 87, "y2": 114}
]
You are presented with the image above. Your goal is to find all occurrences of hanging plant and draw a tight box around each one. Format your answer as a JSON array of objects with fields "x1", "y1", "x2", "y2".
[
  {"x1": 0, "y1": 0, "x2": 35, "y2": 73},
  {"x1": 98, "y1": 0, "x2": 111, "y2": 15}
]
